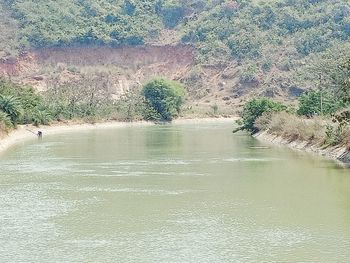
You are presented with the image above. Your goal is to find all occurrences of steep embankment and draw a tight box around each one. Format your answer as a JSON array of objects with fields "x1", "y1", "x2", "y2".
[
  {"x1": 255, "y1": 131, "x2": 350, "y2": 165},
  {"x1": 0, "y1": 45, "x2": 194, "y2": 90},
  {"x1": 250, "y1": 112, "x2": 350, "y2": 165},
  {"x1": 0, "y1": 45, "x2": 241, "y2": 115}
]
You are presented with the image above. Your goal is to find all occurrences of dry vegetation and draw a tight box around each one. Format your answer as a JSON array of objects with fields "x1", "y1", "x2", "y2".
[
  {"x1": 256, "y1": 112, "x2": 350, "y2": 150},
  {"x1": 0, "y1": 45, "x2": 241, "y2": 116}
]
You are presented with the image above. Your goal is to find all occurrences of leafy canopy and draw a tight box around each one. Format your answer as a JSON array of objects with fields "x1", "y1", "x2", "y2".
[
  {"x1": 142, "y1": 78, "x2": 186, "y2": 121},
  {"x1": 240, "y1": 98, "x2": 287, "y2": 133},
  {"x1": 297, "y1": 90, "x2": 344, "y2": 117}
]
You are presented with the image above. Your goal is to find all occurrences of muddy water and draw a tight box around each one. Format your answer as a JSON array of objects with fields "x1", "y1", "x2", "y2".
[{"x1": 0, "y1": 121, "x2": 350, "y2": 262}]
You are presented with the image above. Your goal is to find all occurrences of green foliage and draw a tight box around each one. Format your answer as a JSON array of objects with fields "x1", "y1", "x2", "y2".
[
  {"x1": 211, "y1": 104, "x2": 219, "y2": 115},
  {"x1": 2, "y1": 0, "x2": 211, "y2": 49},
  {"x1": 297, "y1": 42, "x2": 350, "y2": 102},
  {"x1": 1, "y1": 1, "x2": 350, "y2": 127},
  {"x1": 2, "y1": 0, "x2": 166, "y2": 48},
  {"x1": 0, "y1": 77, "x2": 185, "y2": 129},
  {"x1": 180, "y1": 0, "x2": 350, "y2": 91},
  {"x1": 323, "y1": 108, "x2": 350, "y2": 146},
  {"x1": 158, "y1": 1, "x2": 184, "y2": 28},
  {"x1": 0, "y1": 95, "x2": 23, "y2": 125},
  {"x1": 0, "y1": 110, "x2": 12, "y2": 129},
  {"x1": 0, "y1": 3, "x2": 20, "y2": 58},
  {"x1": 240, "y1": 98, "x2": 287, "y2": 133},
  {"x1": 227, "y1": 33, "x2": 261, "y2": 59},
  {"x1": 182, "y1": 0, "x2": 350, "y2": 61},
  {"x1": 32, "y1": 108, "x2": 52, "y2": 126},
  {"x1": 142, "y1": 101, "x2": 162, "y2": 121},
  {"x1": 142, "y1": 78, "x2": 186, "y2": 121},
  {"x1": 295, "y1": 28, "x2": 330, "y2": 55},
  {"x1": 44, "y1": 74, "x2": 113, "y2": 120},
  {"x1": 325, "y1": 124, "x2": 343, "y2": 146},
  {"x1": 339, "y1": 58, "x2": 350, "y2": 102},
  {"x1": 112, "y1": 91, "x2": 148, "y2": 121},
  {"x1": 1, "y1": 0, "x2": 349, "y2": 99},
  {"x1": 0, "y1": 79, "x2": 51, "y2": 125},
  {"x1": 240, "y1": 64, "x2": 258, "y2": 83},
  {"x1": 297, "y1": 90, "x2": 344, "y2": 116}
]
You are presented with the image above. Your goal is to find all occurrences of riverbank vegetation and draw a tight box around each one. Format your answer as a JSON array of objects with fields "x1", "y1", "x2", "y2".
[
  {"x1": 142, "y1": 78, "x2": 186, "y2": 121},
  {"x1": 238, "y1": 99, "x2": 350, "y2": 150},
  {"x1": 1, "y1": 0, "x2": 350, "y2": 147},
  {"x1": 236, "y1": 56, "x2": 350, "y2": 150},
  {"x1": 0, "y1": 77, "x2": 186, "y2": 136}
]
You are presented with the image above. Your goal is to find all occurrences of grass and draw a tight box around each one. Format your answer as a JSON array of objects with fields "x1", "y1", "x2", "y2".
[{"x1": 256, "y1": 112, "x2": 329, "y2": 144}]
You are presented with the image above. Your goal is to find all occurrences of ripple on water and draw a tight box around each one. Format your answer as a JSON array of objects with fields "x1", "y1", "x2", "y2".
[{"x1": 76, "y1": 187, "x2": 195, "y2": 196}]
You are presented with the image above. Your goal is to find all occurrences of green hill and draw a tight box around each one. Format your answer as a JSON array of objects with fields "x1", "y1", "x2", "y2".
[
  {"x1": 0, "y1": 0, "x2": 350, "y2": 107},
  {"x1": 3, "y1": 1, "x2": 349, "y2": 56}
]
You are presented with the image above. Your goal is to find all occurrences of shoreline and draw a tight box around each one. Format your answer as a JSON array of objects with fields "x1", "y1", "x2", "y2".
[
  {"x1": 0, "y1": 117, "x2": 237, "y2": 154},
  {"x1": 2, "y1": 117, "x2": 349, "y2": 166},
  {"x1": 254, "y1": 131, "x2": 350, "y2": 166}
]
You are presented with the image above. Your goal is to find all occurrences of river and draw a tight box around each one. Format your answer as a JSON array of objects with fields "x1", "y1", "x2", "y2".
[{"x1": 0, "y1": 121, "x2": 349, "y2": 262}]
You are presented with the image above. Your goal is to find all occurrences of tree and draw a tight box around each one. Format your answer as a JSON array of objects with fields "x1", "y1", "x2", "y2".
[
  {"x1": 238, "y1": 98, "x2": 287, "y2": 133},
  {"x1": 159, "y1": 3, "x2": 184, "y2": 28},
  {"x1": 297, "y1": 90, "x2": 343, "y2": 117},
  {"x1": 142, "y1": 78, "x2": 186, "y2": 121},
  {"x1": 338, "y1": 58, "x2": 350, "y2": 102},
  {"x1": 45, "y1": 73, "x2": 111, "y2": 119}
]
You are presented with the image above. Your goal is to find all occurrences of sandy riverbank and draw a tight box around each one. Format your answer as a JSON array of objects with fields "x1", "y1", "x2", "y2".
[
  {"x1": 0, "y1": 117, "x2": 237, "y2": 154},
  {"x1": 0, "y1": 121, "x2": 151, "y2": 154},
  {"x1": 254, "y1": 131, "x2": 350, "y2": 166}
]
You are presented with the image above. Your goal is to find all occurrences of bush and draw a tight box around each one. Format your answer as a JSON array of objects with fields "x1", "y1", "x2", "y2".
[
  {"x1": 240, "y1": 64, "x2": 258, "y2": 83},
  {"x1": 297, "y1": 90, "x2": 344, "y2": 117},
  {"x1": 324, "y1": 124, "x2": 343, "y2": 146},
  {"x1": 0, "y1": 110, "x2": 12, "y2": 130},
  {"x1": 295, "y1": 29, "x2": 329, "y2": 56},
  {"x1": 256, "y1": 112, "x2": 327, "y2": 142},
  {"x1": 142, "y1": 78, "x2": 186, "y2": 121},
  {"x1": 0, "y1": 95, "x2": 23, "y2": 125},
  {"x1": 227, "y1": 33, "x2": 261, "y2": 59},
  {"x1": 32, "y1": 108, "x2": 52, "y2": 126},
  {"x1": 160, "y1": 3, "x2": 184, "y2": 28},
  {"x1": 240, "y1": 98, "x2": 287, "y2": 133}
]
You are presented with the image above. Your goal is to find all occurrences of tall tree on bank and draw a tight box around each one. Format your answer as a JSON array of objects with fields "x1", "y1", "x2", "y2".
[{"x1": 142, "y1": 78, "x2": 186, "y2": 121}]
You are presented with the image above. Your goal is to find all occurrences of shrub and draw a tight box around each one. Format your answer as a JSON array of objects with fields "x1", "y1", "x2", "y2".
[
  {"x1": 295, "y1": 29, "x2": 329, "y2": 56},
  {"x1": 227, "y1": 33, "x2": 261, "y2": 59},
  {"x1": 256, "y1": 112, "x2": 327, "y2": 143},
  {"x1": 240, "y1": 64, "x2": 258, "y2": 83},
  {"x1": 160, "y1": 3, "x2": 184, "y2": 28},
  {"x1": 32, "y1": 108, "x2": 52, "y2": 126},
  {"x1": 142, "y1": 78, "x2": 186, "y2": 121},
  {"x1": 142, "y1": 101, "x2": 162, "y2": 121},
  {"x1": 0, "y1": 110, "x2": 12, "y2": 130},
  {"x1": 240, "y1": 98, "x2": 287, "y2": 133},
  {"x1": 211, "y1": 104, "x2": 219, "y2": 115},
  {"x1": 0, "y1": 95, "x2": 23, "y2": 125},
  {"x1": 297, "y1": 90, "x2": 344, "y2": 117}
]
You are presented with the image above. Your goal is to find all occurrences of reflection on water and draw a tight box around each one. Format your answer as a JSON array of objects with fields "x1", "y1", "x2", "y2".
[{"x1": 1, "y1": 121, "x2": 350, "y2": 262}]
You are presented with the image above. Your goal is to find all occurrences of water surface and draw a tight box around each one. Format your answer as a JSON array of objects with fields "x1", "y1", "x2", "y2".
[{"x1": 1, "y1": 121, "x2": 350, "y2": 262}]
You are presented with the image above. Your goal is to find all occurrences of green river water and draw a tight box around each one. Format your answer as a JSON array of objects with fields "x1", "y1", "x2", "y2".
[{"x1": 1, "y1": 121, "x2": 350, "y2": 262}]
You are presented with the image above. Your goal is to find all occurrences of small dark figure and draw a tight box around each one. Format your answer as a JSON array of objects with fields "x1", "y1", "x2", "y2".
[{"x1": 37, "y1": 131, "x2": 43, "y2": 139}]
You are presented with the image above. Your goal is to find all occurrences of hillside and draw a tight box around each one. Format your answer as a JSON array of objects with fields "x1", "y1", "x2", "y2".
[{"x1": 0, "y1": 0, "x2": 350, "y2": 114}]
